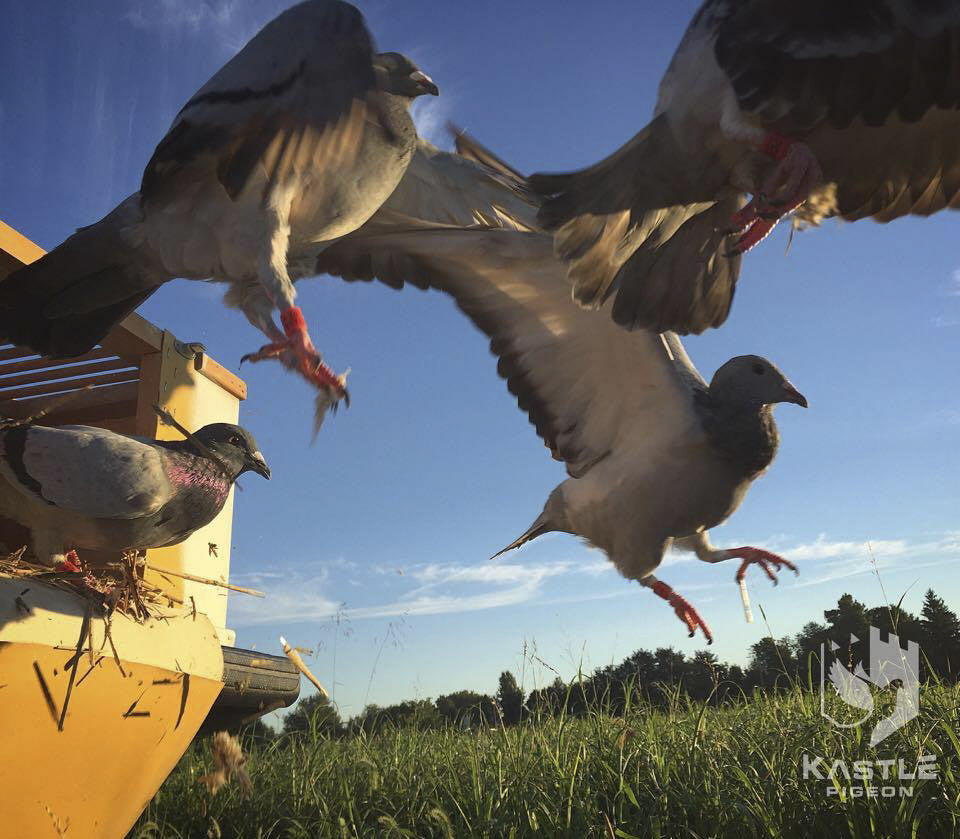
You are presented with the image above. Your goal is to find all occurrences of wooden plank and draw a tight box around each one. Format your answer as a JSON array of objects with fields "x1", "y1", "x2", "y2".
[
  {"x1": 101, "y1": 312, "x2": 164, "y2": 361},
  {"x1": 0, "y1": 370, "x2": 140, "y2": 402},
  {"x1": 0, "y1": 219, "x2": 44, "y2": 266},
  {"x1": 0, "y1": 381, "x2": 138, "y2": 421},
  {"x1": 134, "y1": 351, "x2": 164, "y2": 437},
  {"x1": 0, "y1": 346, "x2": 39, "y2": 363},
  {"x1": 0, "y1": 357, "x2": 135, "y2": 390},
  {"x1": 195, "y1": 353, "x2": 247, "y2": 401},
  {"x1": 0, "y1": 347, "x2": 116, "y2": 377}
]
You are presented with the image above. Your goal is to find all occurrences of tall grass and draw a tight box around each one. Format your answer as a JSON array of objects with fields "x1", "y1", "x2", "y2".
[{"x1": 134, "y1": 683, "x2": 960, "y2": 838}]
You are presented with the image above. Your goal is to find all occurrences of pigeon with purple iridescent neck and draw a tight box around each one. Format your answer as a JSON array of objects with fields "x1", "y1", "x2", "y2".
[{"x1": 0, "y1": 421, "x2": 269, "y2": 566}]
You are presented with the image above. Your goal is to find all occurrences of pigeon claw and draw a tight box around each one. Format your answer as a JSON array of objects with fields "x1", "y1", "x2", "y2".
[
  {"x1": 727, "y1": 546, "x2": 798, "y2": 586},
  {"x1": 56, "y1": 550, "x2": 82, "y2": 573},
  {"x1": 648, "y1": 579, "x2": 713, "y2": 644},
  {"x1": 242, "y1": 308, "x2": 350, "y2": 414},
  {"x1": 724, "y1": 134, "x2": 823, "y2": 257}
]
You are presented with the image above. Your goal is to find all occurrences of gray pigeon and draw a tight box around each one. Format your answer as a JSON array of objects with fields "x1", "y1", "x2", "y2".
[
  {"x1": 0, "y1": 0, "x2": 438, "y2": 425},
  {"x1": 493, "y1": 1, "x2": 960, "y2": 335},
  {"x1": 315, "y1": 218, "x2": 805, "y2": 642},
  {"x1": 0, "y1": 422, "x2": 270, "y2": 566}
]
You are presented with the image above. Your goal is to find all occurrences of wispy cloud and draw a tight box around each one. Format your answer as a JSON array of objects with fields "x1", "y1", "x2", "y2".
[
  {"x1": 230, "y1": 555, "x2": 610, "y2": 627},
  {"x1": 229, "y1": 533, "x2": 959, "y2": 628},
  {"x1": 411, "y1": 95, "x2": 453, "y2": 149},
  {"x1": 124, "y1": 0, "x2": 267, "y2": 53},
  {"x1": 126, "y1": 0, "x2": 238, "y2": 31},
  {"x1": 933, "y1": 270, "x2": 960, "y2": 326},
  {"x1": 700, "y1": 532, "x2": 960, "y2": 590},
  {"x1": 950, "y1": 269, "x2": 960, "y2": 297}
]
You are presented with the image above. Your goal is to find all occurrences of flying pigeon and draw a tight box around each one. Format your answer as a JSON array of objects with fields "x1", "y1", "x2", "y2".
[
  {"x1": 313, "y1": 216, "x2": 805, "y2": 643},
  {"x1": 0, "y1": 421, "x2": 270, "y2": 566},
  {"x1": 508, "y1": 1, "x2": 960, "y2": 335},
  {"x1": 0, "y1": 0, "x2": 439, "y2": 426}
]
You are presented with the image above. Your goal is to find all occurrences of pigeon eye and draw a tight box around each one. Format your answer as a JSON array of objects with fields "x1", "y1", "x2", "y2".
[
  {"x1": 229, "y1": 435, "x2": 242, "y2": 446},
  {"x1": 752, "y1": 363, "x2": 765, "y2": 375}
]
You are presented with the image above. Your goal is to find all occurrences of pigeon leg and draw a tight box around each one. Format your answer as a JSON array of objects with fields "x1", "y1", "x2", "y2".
[
  {"x1": 727, "y1": 132, "x2": 823, "y2": 256},
  {"x1": 641, "y1": 575, "x2": 713, "y2": 644},
  {"x1": 241, "y1": 307, "x2": 349, "y2": 405},
  {"x1": 243, "y1": 202, "x2": 350, "y2": 416},
  {"x1": 723, "y1": 546, "x2": 798, "y2": 586}
]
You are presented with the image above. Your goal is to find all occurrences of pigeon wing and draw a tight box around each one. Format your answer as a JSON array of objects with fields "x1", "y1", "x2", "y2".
[
  {"x1": 317, "y1": 226, "x2": 704, "y2": 477},
  {"x1": 141, "y1": 0, "x2": 378, "y2": 203},
  {"x1": 713, "y1": 0, "x2": 960, "y2": 220},
  {"x1": 360, "y1": 137, "x2": 540, "y2": 236},
  {"x1": 0, "y1": 425, "x2": 171, "y2": 519}
]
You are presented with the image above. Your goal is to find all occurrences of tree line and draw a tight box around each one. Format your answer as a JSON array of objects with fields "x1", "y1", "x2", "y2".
[{"x1": 271, "y1": 588, "x2": 960, "y2": 739}]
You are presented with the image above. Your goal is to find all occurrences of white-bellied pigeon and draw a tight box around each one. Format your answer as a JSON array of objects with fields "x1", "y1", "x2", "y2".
[
  {"x1": 0, "y1": 0, "x2": 439, "y2": 426},
  {"x1": 311, "y1": 181, "x2": 806, "y2": 643}
]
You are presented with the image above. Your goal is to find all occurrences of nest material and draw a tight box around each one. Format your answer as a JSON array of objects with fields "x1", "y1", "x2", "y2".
[
  {"x1": 0, "y1": 548, "x2": 177, "y2": 622},
  {"x1": 200, "y1": 731, "x2": 252, "y2": 797}
]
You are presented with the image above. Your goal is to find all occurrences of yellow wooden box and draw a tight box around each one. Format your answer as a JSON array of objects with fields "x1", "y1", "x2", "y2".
[{"x1": 0, "y1": 220, "x2": 252, "y2": 837}]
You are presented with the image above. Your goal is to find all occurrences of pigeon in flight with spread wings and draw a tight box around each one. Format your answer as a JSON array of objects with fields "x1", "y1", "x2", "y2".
[
  {"x1": 0, "y1": 0, "x2": 438, "y2": 427},
  {"x1": 497, "y1": 1, "x2": 960, "y2": 336},
  {"x1": 306, "y1": 135, "x2": 805, "y2": 641}
]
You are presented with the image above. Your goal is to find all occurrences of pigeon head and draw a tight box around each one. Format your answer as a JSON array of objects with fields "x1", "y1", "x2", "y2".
[
  {"x1": 709, "y1": 355, "x2": 807, "y2": 409},
  {"x1": 190, "y1": 423, "x2": 271, "y2": 480},
  {"x1": 373, "y1": 52, "x2": 439, "y2": 98}
]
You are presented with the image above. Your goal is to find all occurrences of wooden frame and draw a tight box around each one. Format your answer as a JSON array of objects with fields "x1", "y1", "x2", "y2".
[{"x1": 0, "y1": 219, "x2": 247, "y2": 643}]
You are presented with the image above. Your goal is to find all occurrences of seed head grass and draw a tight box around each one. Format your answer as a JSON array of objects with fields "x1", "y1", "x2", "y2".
[{"x1": 134, "y1": 680, "x2": 960, "y2": 838}]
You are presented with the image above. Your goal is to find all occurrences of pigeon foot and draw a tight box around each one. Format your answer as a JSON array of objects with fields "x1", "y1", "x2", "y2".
[
  {"x1": 56, "y1": 549, "x2": 82, "y2": 573},
  {"x1": 725, "y1": 133, "x2": 823, "y2": 255},
  {"x1": 644, "y1": 577, "x2": 713, "y2": 644},
  {"x1": 724, "y1": 546, "x2": 798, "y2": 586},
  {"x1": 240, "y1": 306, "x2": 350, "y2": 408}
]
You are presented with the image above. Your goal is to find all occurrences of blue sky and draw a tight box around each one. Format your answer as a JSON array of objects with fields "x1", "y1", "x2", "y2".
[{"x1": 1, "y1": 0, "x2": 958, "y2": 720}]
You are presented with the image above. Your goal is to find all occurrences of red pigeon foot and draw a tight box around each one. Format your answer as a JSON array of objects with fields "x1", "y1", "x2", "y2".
[
  {"x1": 645, "y1": 577, "x2": 713, "y2": 644},
  {"x1": 241, "y1": 306, "x2": 350, "y2": 407},
  {"x1": 724, "y1": 546, "x2": 798, "y2": 586},
  {"x1": 726, "y1": 132, "x2": 823, "y2": 255},
  {"x1": 56, "y1": 550, "x2": 82, "y2": 573}
]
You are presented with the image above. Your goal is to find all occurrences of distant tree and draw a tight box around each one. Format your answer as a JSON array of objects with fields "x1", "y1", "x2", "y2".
[
  {"x1": 794, "y1": 620, "x2": 830, "y2": 684},
  {"x1": 435, "y1": 690, "x2": 496, "y2": 727},
  {"x1": 283, "y1": 692, "x2": 342, "y2": 738},
  {"x1": 497, "y1": 671, "x2": 524, "y2": 724},
  {"x1": 824, "y1": 594, "x2": 870, "y2": 652},
  {"x1": 747, "y1": 636, "x2": 796, "y2": 690},
  {"x1": 866, "y1": 604, "x2": 922, "y2": 646},
  {"x1": 351, "y1": 699, "x2": 443, "y2": 733},
  {"x1": 686, "y1": 650, "x2": 724, "y2": 701},
  {"x1": 525, "y1": 678, "x2": 567, "y2": 717},
  {"x1": 652, "y1": 647, "x2": 687, "y2": 684},
  {"x1": 920, "y1": 589, "x2": 960, "y2": 680},
  {"x1": 236, "y1": 719, "x2": 277, "y2": 746}
]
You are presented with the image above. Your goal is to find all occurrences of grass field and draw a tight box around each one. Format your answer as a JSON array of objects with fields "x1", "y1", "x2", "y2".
[{"x1": 133, "y1": 684, "x2": 960, "y2": 838}]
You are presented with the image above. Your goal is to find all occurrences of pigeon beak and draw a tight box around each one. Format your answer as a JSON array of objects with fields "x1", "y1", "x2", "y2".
[
  {"x1": 409, "y1": 70, "x2": 439, "y2": 96},
  {"x1": 246, "y1": 451, "x2": 271, "y2": 480},
  {"x1": 781, "y1": 382, "x2": 808, "y2": 408}
]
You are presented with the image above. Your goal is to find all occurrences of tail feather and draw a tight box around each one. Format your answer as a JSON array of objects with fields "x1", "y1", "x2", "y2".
[
  {"x1": 529, "y1": 115, "x2": 737, "y2": 330},
  {"x1": 490, "y1": 510, "x2": 553, "y2": 560},
  {"x1": 0, "y1": 196, "x2": 162, "y2": 357},
  {"x1": 610, "y1": 194, "x2": 743, "y2": 334}
]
